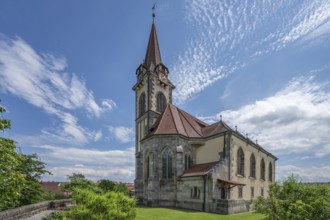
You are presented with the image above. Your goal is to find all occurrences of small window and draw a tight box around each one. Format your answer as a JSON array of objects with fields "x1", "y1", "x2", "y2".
[
  {"x1": 221, "y1": 187, "x2": 227, "y2": 199},
  {"x1": 191, "y1": 187, "x2": 200, "y2": 199},
  {"x1": 251, "y1": 187, "x2": 254, "y2": 198},
  {"x1": 261, "y1": 188, "x2": 264, "y2": 197},
  {"x1": 238, "y1": 186, "x2": 243, "y2": 198}
]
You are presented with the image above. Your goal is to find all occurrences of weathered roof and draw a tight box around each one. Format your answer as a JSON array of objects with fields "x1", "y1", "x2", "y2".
[
  {"x1": 144, "y1": 22, "x2": 162, "y2": 69},
  {"x1": 148, "y1": 103, "x2": 231, "y2": 138},
  {"x1": 149, "y1": 103, "x2": 208, "y2": 138},
  {"x1": 181, "y1": 162, "x2": 218, "y2": 177}
]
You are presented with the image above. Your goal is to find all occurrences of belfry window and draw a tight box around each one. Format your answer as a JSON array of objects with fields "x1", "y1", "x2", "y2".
[
  {"x1": 156, "y1": 92, "x2": 166, "y2": 112},
  {"x1": 250, "y1": 153, "x2": 256, "y2": 178},
  {"x1": 139, "y1": 92, "x2": 146, "y2": 116},
  {"x1": 269, "y1": 162, "x2": 273, "y2": 182},
  {"x1": 260, "y1": 159, "x2": 265, "y2": 180},
  {"x1": 162, "y1": 150, "x2": 172, "y2": 179},
  {"x1": 237, "y1": 148, "x2": 244, "y2": 176}
]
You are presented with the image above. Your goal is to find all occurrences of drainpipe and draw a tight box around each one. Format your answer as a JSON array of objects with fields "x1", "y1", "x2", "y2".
[{"x1": 203, "y1": 175, "x2": 206, "y2": 212}]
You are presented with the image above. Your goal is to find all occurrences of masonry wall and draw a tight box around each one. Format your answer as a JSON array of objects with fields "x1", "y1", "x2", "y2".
[{"x1": 230, "y1": 134, "x2": 276, "y2": 201}]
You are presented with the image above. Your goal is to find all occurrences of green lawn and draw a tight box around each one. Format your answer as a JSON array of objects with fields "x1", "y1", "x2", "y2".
[{"x1": 136, "y1": 207, "x2": 264, "y2": 220}]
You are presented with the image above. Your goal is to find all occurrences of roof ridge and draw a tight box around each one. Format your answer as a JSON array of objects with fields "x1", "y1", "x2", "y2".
[
  {"x1": 168, "y1": 104, "x2": 179, "y2": 134},
  {"x1": 177, "y1": 108, "x2": 204, "y2": 137}
]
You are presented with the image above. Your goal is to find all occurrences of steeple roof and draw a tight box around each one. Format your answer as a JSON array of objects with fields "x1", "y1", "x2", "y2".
[{"x1": 144, "y1": 22, "x2": 162, "y2": 69}]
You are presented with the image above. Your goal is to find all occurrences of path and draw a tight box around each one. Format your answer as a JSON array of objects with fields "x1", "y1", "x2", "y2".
[{"x1": 24, "y1": 210, "x2": 56, "y2": 220}]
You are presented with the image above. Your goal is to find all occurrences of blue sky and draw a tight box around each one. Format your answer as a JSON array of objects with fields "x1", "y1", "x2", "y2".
[{"x1": 0, "y1": 0, "x2": 329, "y2": 183}]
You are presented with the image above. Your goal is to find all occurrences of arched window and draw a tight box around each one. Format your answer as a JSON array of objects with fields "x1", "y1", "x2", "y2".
[
  {"x1": 250, "y1": 154, "x2": 256, "y2": 178},
  {"x1": 156, "y1": 92, "x2": 166, "y2": 112},
  {"x1": 162, "y1": 150, "x2": 172, "y2": 179},
  {"x1": 139, "y1": 93, "x2": 146, "y2": 116},
  {"x1": 269, "y1": 162, "x2": 273, "y2": 182},
  {"x1": 237, "y1": 148, "x2": 244, "y2": 176},
  {"x1": 260, "y1": 159, "x2": 265, "y2": 180}
]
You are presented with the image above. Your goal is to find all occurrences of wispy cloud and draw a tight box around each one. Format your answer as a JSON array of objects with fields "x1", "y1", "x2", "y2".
[
  {"x1": 171, "y1": 0, "x2": 330, "y2": 103},
  {"x1": 38, "y1": 145, "x2": 135, "y2": 182},
  {"x1": 109, "y1": 126, "x2": 134, "y2": 143},
  {"x1": 0, "y1": 35, "x2": 116, "y2": 145}
]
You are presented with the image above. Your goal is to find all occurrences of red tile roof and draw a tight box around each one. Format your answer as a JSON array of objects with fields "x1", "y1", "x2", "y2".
[
  {"x1": 41, "y1": 181, "x2": 65, "y2": 195},
  {"x1": 181, "y1": 162, "x2": 218, "y2": 177},
  {"x1": 148, "y1": 103, "x2": 229, "y2": 138}
]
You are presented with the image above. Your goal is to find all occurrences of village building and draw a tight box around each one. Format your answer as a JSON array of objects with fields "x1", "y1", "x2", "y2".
[{"x1": 133, "y1": 15, "x2": 277, "y2": 214}]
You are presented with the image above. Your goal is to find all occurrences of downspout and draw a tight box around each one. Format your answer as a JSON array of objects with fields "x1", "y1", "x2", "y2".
[
  {"x1": 203, "y1": 175, "x2": 206, "y2": 212},
  {"x1": 228, "y1": 132, "x2": 231, "y2": 199}
]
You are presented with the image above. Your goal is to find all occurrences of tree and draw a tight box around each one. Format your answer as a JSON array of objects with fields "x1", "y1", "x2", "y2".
[
  {"x1": 0, "y1": 100, "x2": 52, "y2": 210},
  {"x1": 98, "y1": 179, "x2": 131, "y2": 196},
  {"x1": 60, "y1": 173, "x2": 100, "y2": 194},
  {"x1": 0, "y1": 101, "x2": 25, "y2": 210},
  {"x1": 18, "y1": 153, "x2": 52, "y2": 205},
  {"x1": 254, "y1": 175, "x2": 330, "y2": 220}
]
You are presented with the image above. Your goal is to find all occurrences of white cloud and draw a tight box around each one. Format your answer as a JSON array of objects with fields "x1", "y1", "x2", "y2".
[
  {"x1": 0, "y1": 35, "x2": 116, "y2": 145},
  {"x1": 171, "y1": 0, "x2": 330, "y2": 103},
  {"x1": 202, "y1": 72, "x2": 330, "y2": 157},
  {"x1": 38, "y1": 145, "x2": 135, "y2": 182},
  {"x1": 109, "y1": 126, "x2": 134, "y2": 143},
  {"x1": 277, "y1": 165, "x2": 330, "y2": 182}
]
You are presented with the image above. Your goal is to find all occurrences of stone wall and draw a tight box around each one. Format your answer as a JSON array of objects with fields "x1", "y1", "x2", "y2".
[
  {"x1": 209, "y1": 199, "x2": 249, "y2": 214},
  {"x1": 0, "y1": 199, "x2": 74, "y2": 220}
]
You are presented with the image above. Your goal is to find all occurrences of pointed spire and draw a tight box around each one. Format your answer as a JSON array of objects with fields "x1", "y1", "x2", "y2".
[{"x1": 143, "y1": 10, "x2": 162, "y2": 69}]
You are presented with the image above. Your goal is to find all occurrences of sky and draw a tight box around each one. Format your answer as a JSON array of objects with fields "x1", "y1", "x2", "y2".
[{"x1": 0, "y1": 0, "x2": 329, "y2": 183}]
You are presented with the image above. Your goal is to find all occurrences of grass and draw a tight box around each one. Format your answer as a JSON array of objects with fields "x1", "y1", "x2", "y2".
[{"x1": 135, "y1": 207, "x2": 265, "y2": 220}]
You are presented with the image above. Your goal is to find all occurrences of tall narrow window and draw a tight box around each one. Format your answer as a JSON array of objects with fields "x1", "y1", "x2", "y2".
[
  {"x1": 260, "y1": 159, "x2": 265, "y2": 180},
  {"x1": 146, "y1": 156, "x2": 150, "y2": 179},
  {"x1": 139, "y1": 92, "x2": 146, "y2": 116},
  {"x1": 269, "y1": 162, "x2": 273, "y2": 182},
  {"x1": 250, "y1": 154, "x2": 256, "y2": 178},
  {"x1": 156, "y1": 92, "x2": 166, "y2": 112},
  {"x1": 251, "y1": 187, "x2": 254, "y2": 198},
  {"x1": 221, "y1": 187, "x2": 227, "y2": 199},
  {"x1": 237, "y1": 148, "x2": 244, "y2": 176},
  {"x1": 162, "y1": 150, "x2": 172, "y2": 179},
  {"x1": 238, "y1": 186, "x2": 243, "y2": 198}
]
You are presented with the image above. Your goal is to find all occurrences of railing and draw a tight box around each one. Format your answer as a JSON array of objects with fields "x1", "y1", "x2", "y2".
[{"x1": 0, "y1": 199, "x2": 74, "y2": 220}]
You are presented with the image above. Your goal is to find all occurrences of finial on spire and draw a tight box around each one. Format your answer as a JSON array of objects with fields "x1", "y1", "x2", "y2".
[
  {"x1": 220, "y1": 114, "x2": 222, "y2": 121},
  {"x1": 152, "y1": 3, "x2": 156, "y2": 23}
]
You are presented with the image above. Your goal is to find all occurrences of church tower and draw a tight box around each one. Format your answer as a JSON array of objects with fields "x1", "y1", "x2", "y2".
[{"x1": 132, "y1": 16, "x2": 175, "y2": 153}]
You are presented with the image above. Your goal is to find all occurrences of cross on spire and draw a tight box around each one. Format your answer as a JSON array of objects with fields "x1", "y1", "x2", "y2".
[{"x1": 152, "y1": 4, "x2": 156, "y2": 23}]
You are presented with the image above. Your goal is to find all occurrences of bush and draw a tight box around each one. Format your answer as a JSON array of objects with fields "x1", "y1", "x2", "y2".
[
  {"x1": 254, "y1": 176, "x2": 330, "y2": 220},
  {"x1": 61, "y1": 188, "x2": 136, "y2": 220}
]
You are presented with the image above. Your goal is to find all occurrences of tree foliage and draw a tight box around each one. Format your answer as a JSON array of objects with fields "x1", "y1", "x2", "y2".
[
  {"x1": 18, "y1": 153, "x2": 52, "y2": 205},
  {"x1": 0, "y1": 101, "x2": 51, "y2": 210},
  {"x1": 98, "y1": 179, "x2": 131, "y2": 196},
  {"x1": 52, "y1": 174, "x2": 136, "y2": 220},
  {"x1": 0, "y1": 102, "x2": 25, "y2": 210},
  {"x1": 254, "y1": 175, "x2": 330, "y2": 220},
  {"x1": 60, "y1": 173, "x2": 100, "y2": 194}
]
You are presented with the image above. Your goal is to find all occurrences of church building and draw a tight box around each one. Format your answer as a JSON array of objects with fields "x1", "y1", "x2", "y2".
[{"x1": 133, "y1": 15, "x2": 277, "y2": 214}]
